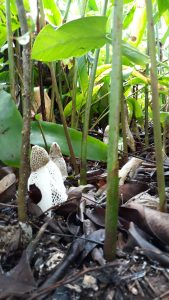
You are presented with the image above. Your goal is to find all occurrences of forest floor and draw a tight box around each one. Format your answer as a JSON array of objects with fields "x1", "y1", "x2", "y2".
[{"x1": 0, "y1": 138, "x2": 169, "y2": 300}]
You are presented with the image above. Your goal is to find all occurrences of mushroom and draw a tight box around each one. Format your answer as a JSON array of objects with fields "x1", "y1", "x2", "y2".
[
  {"x1": 28, "y1": 145, "x2": 67, "y2": 215},
  {"x1": 49, "y1": 142, "x2": 68, "y2": 180}
]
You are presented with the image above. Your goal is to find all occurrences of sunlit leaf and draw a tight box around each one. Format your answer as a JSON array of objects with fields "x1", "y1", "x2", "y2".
[
  {"x1": 129, "y1": 5, "x2": 146, "y2": 46},
  {"x1": 157, "y1": 0, "x2": 169, "y2": 16},
  {"x1": 31, "y1": 17, "x2": 107, "y2": 61},
  {"x1": 42, "y1": 0, "x2": 62, "y2": 26},
  {"x1": 123, "y1": 5, "x2": 136, "y2": 29},
  {"x1": 122, "y1": 41, "x2": 149, "y2": 66}
]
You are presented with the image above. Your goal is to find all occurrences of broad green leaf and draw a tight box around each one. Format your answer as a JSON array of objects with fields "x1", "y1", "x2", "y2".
[
  {"x1": 31, "y1": 121, "x2": 107, "y2": 161},
  {"x1": 0, "y1": 91, "x2": 107, "y2": 166},
  {"x1": 122, "y1": 41, "x2": 149, "y2": 66},
  {"x1": 42, "y1": 0, "x2": 62, "y2": 26},
  {"x1": 157, "y1": 0, "x2": 169, "y2": 16},
  {"x1": 106, "y1": 36, "x2": 149, "y2": 66},
  {"x1": 31, "y1": 16, "x2": 107, "y2": 61},
  {"x1": 0, "y1": 91, "x2": 22, "y2": 167}
]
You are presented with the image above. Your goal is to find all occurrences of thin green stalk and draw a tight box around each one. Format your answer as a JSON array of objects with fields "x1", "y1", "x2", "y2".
[
  {"x1": 80, "y1": 0, "x2": 88, "y2": 17},
  {"x1": 71, "y1": 58, "x2": 78, "y2": 128},
  {"x1": 16, "y1": 0, "x2": 32, "y2": 222},
  {"x1": 36, "y1": 119, "x2": 48, "y2": 151},
  {"x1": 104, "y1": 0, "x2": 123, "y2": 261},
  {"x1": 49, "y1": 63, "x2": 79, "y2": 174},
  {"x1": 121, "y1": 93, "x2": 128, "y2": 161},
  {"x1": 80, "y1": 0, "x2": 108, "y2": 184},
  {"x1": 145, "y1": 42, "x2": 149, "y2": 148},
  {"x1": 106, "y1": 44, "x2": 110, "y2": 64},
  {"x1": 146, "y1": 0, "x2": 166, "y2": 212},
  {"x1": 144, "y1": 83, "x2": 149, "y2": 148},
  {"x1": 5, "y1": 0, "x2": 16, "y2": 101},
  {"x1": 63, "y1": 0, "x2": 72, "y2": 23}
]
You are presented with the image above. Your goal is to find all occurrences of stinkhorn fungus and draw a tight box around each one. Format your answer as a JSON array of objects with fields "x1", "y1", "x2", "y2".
[
  {"x1": 28, "y1": 145, "x2": 67, "y2": 215},
  {"x1": 49, "y1": 142, "x2": 68, "y2": 180}
]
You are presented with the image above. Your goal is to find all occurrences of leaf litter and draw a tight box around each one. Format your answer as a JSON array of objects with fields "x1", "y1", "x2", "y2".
[{"x1": 0, "y1": 143, "x2": 169, "y2": 300}]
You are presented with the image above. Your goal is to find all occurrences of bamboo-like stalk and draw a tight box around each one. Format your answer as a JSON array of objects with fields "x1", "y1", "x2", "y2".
[
  {"x1": 16, "y1": 0, "x2": 32, "y2": 222},
  {"x1": 80, "y1": 0, "x2": 108, "y2": 184},
  {"x1": 104, "y1": 0, "x2": 123, "y2": 261},
  {"x1": 5, "y1": 0, "x2": 16, "y2": 101},
  {"x1": 146, "y1": 0, "x2": 166, "y2": 212}
]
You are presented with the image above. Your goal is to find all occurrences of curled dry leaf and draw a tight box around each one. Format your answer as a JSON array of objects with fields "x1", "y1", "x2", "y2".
[
  {"x1": 129, "y1": 222, "x2": 169, "y2": 267},
  {"x1": 119, "y1": 203, "x2": 169, "y2": 245}
]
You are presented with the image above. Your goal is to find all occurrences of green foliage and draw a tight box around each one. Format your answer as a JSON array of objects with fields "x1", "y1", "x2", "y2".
[
  {"x1": 77, "y1": 56, "x2": 88, "y2": 94},
  {"x1": 160, "y1": 112, "x2": 169, "y2": 127},
  {"x1": 123, "y1": 5, "x2": 135, "y2": 29},
  {"x1": 31, "y1": 121, "x2": 107, "y2": 161},
  {"x1": 31, "y1": 16, "x2": 108, "y2": 61},
  {"x1": 127, "y1": 97, "x2": 144, "y2": 124},
  {"x1": 122, "y1": 41, "x2": 149, "y2": 66},
  {"x1": 0, "y1": 90, "x2": 22, "y2": 167},
  {"x1": 42, "y1": 0, "x2": 62, "y2": 26},
  {"x1": 0, "y1": 91, "x2": 107, "y2": 167},
  {"x1": 157, "y1": 0, "x2": 169, "y2": 16}
]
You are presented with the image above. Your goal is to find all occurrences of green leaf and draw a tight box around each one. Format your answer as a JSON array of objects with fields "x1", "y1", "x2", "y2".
[
  {"x1": 0, "y1": 91, "x2": 22, "y2": 167},
  {"x1": 64, "y1": 83, "x2": 103, "y2": 117},
  {"x1": 42, "y1": 0, "x2": 62, "y2": 26},
  {"x1": 0, "y1": 24, "x2": 7, "y2": 46},
  {"x1": 157, "y1": 0, "x2": 169, "y2": 16},
  {"x1": 0, "y1": 91, "x2": 107, "y2": 166},
  {"x1": 130, "y1": 6, "x2": 146, "y2": 46},
  {"x1": 31, "y1": 16, "x2": 107, "y2": 61},
  {"x1": 87, "y1": 0, "x2": 98, "y2": 11},
  {"x1": 31, "y1": 121, "x2": 107, "y2": 161},
  {"x1": 122, "y1": 41, "x2": 149, "y2": 66},
  {"x1": 123, "y1": 5, "x2": 136, "y2": 29},
  {"x1": 127, "y1": 97, "x2": 143, "y2": 123},
  {"x1": 160, "y1": 112, "x2": 169, "y2": 126}
]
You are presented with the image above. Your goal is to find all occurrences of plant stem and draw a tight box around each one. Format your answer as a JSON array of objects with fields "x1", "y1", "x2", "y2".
[
  {"x1": 121, "y1": 93, "x2": 128, "y2": 161},
  {"x1": 16, "y1": 0, "x2": 32, "y2": 222},
  {"x1": 146, "y1": 0, "x2": 166, "y2": 212},
  {"x1": 104, "y1": 0, "x2": 123, "y2": 261},
  {"x1": 5, "y1": 0, "x2": 16, "y2": 101},
  {"x1": 49, "y1": 63, "x2": 79, "y2": 174},
  {"x1": 80, "y1": 0, "x2": 108, "y2": 184},
  {"x1": 71, "y1": 58, "x2": 78, "y2": 128},
  {"x1": 63, "y1": 0, "x2": 72, "y2": 23}
]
